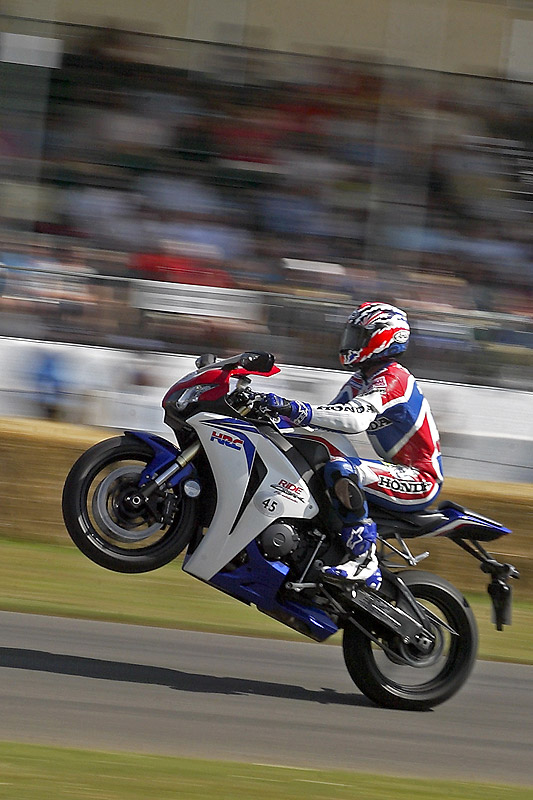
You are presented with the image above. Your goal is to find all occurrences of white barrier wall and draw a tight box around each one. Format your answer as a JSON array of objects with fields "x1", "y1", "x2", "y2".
[{"x1": 1, "y1": 337, "x2": 532, "y2": 483}]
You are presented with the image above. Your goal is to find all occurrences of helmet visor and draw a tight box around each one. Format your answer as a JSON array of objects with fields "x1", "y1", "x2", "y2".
[{"x1": 340, "y1": 323, "x2": 371, "y2": 353}]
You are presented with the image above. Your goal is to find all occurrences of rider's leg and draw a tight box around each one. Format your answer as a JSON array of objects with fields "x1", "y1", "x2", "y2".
[
  {"x1": 321, "y1": 457, "x2": 382, "y2": 590},
  {"x1": 353, "y1": 460, "x2": 442, "y2": 512}
]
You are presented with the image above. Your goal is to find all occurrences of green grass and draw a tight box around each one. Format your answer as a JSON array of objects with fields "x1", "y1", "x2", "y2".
[
  {"x1": 0, "y1": 742, "x2": 531, "y2": 800},
  {"x1": 0, "y1": 537, "x2": 531, "y2": 664}
]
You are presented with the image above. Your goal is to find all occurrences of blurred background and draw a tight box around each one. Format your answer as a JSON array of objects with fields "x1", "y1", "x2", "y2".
[{"x1": 0, "y1": 1, "x2": 531, "y2": 430}]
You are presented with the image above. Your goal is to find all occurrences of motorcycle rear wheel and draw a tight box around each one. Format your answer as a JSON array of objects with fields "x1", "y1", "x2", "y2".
[
  {"x1": 342, "y1": 570, "x2": 478, "y2": 710},
  {"x1": 62, "y1": 434, "x2": 197, "y2": 573}
]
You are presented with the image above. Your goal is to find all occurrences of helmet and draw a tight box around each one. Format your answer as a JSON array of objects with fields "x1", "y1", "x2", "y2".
[{"x1": 339, "y1": 302, "x2": 410, "y2": 368}]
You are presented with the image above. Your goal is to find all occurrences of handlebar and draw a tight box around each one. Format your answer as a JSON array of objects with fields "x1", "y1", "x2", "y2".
[{"x1": 227, "y1": 386, "x2": 280, "y2": 423}]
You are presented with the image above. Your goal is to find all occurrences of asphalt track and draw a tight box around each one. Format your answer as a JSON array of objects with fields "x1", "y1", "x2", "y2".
[{"x1": 1, "y1": 611, "x2": 532, "y2": 785}]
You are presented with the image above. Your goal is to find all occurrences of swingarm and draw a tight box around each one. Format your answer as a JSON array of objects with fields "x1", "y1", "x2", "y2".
[{"x1": 322, "y1": 569, "x2": 452, "y2": 662}]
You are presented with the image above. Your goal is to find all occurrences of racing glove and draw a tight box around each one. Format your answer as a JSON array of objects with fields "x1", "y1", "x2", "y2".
[{"x1": 262, "y1": 393, "x2": 312, "y2": 426}]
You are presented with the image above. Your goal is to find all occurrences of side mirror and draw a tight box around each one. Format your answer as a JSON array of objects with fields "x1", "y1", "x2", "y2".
[
  {"x1": 239, "y1": 351, "x2": 275, "y2": 372},
  {"x1": 195, "y1": 353, "x2": 217, "y2": 369}
]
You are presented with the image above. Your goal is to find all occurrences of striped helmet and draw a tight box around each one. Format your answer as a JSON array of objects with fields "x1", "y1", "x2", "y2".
[{"x1": 339, "y1": 302, "x2": 410, "y2": 368}]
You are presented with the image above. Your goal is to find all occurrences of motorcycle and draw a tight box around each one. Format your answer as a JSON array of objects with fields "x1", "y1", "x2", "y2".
[{"x1": 62, "y1": 351, "x2": 519, "y2": 710}]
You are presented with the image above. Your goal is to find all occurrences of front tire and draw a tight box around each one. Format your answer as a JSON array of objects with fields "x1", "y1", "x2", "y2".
[
  {"x1": 342, "y1": 571, "x2": 478, "y2": 710},
  {"x1": 62, "y1": 435, "x2": 197, "y2": 573}
]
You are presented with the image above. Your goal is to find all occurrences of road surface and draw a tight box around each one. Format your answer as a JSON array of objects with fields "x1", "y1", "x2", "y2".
[{"x1": 1, "y1": 611, "x2": 531, "y2": 784}]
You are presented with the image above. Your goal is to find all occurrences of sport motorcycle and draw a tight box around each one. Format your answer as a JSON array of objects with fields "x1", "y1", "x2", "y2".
[{"x1": 62, "y1": 351, "x2": 519, "y2": 710}]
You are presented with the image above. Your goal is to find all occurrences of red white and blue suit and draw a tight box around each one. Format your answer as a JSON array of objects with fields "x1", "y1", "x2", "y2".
[{"x1": 296, "y1": 359, "x2": 443, "y2": 513}]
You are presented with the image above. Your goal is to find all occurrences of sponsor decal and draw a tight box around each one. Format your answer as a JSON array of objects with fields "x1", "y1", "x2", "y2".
[
  {"x1": 371, "y1": 376, "x2": 388, "y2": 389},
  {"x1": 210, "y1": 430, "x2": 244, "y2": 450},
  {"x1": 317, "y1": 403, "x2": 373, "y2": 414},
  {"x1": 388, "y1": 464, "x2": 419, "y2": 479},
  {"x1": 368, "y1": 416, "x2": 392, "y2": 431},
  {"x1": 270, "y1": 479, "x2": 306, "y2": 503},
  {"x1": 378, "y1": 475, "x2": 432, "y2": 494},
  {"x1": 393, "y1": 329, "x2": 409, "y2": 343}
]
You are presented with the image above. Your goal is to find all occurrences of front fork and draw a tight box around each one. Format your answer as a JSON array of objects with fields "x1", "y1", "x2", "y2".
[
  {"x1": 123, "y1": 395, "x2": 252, "y2": 521},
  {"x1": 124, "y1": 431, "x2": 201, "y2": 522}
]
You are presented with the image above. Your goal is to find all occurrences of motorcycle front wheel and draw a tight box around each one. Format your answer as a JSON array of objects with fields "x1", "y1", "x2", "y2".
[
  {"x1": 342, "y1": 570, "x2": 478, "y2": 710},
  {"x1": 62, "y1": 434, "x2": 197, "y2": 573}
]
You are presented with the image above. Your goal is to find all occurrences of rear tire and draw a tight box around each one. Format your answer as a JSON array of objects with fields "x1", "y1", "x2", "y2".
[
  {"x1": 62, "y1": 435, "x2": 197, "y2": 573},
  {"x1": 342, "y1": 571, "x2": 478, "y2": 710}
]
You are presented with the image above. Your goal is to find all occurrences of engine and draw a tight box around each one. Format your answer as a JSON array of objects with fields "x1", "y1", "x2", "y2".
[{"x1": 258, "y1": 522, "x2": 300, "y2": 560}]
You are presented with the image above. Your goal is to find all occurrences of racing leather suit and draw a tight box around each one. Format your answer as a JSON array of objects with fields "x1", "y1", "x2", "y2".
[{"x1": 298, "y1": 358, "x2": 443, "y2": 513}]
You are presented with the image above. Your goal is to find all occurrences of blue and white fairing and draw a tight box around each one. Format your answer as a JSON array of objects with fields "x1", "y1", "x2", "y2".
[{"x1": 182, "y1": 413, "x2": 320, "y2": 581}]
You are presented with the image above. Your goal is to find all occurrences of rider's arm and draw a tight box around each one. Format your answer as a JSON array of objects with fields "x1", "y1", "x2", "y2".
[
  {"x1": 307, "y1": 391, "x2": 382, "y2": 433},
  {"x1": 262, "y1": 390, "x2": 382, "y2": 433}
]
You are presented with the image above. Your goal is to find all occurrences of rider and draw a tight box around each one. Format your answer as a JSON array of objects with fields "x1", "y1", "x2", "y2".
[{"x1": 262, "y1": 302, "x2": 443, "y2": 591}]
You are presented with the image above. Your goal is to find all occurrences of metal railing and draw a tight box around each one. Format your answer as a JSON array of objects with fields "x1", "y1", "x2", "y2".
[{"x1": 0, "y1": 261, "x2": 532, "y2": 389}]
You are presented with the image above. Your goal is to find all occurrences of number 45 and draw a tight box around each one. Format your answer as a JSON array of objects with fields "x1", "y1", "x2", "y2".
[{"x1": 262, "y1": 498, "x2": 278, "y2": 513}]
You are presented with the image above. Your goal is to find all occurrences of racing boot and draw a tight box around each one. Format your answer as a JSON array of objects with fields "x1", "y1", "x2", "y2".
[{"x1": 321, "y1": 519, "x2": 382, "y2": 590}]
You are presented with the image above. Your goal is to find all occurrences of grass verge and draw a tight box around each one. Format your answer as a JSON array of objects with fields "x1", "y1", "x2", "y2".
[
  {"x1": 0, "y1": 538, "x2": 531, "y2": 664},
  {"x1": 0, "y1": 742, "x2": 532, "y2": 800}
]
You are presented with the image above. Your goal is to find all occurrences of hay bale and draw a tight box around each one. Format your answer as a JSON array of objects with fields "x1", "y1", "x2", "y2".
[{"x1": 0, "y1": 418, "x2": 107, "y2": 545}]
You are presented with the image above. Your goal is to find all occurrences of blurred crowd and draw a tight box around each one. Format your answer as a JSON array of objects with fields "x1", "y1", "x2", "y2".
[{"x1": 0, "y1": 23, "x2": 532, "y2": 389}]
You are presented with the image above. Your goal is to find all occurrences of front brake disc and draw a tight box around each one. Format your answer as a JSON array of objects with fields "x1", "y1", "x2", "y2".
[{"x1": 91, "y1": 465, "x2": 163, "y2": 543}]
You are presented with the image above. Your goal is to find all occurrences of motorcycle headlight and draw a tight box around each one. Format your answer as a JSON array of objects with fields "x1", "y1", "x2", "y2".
[{"x1": 175, "y1": 383, "x2": 217, "y2": 410}]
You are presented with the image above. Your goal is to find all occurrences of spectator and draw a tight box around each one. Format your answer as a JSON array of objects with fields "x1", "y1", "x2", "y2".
[{"x1": 130, "y1": 239, "x2": 235, "y2": 288}]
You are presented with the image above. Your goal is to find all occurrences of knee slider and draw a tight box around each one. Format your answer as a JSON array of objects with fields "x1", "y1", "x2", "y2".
[{"x1": 333, "y1": 476, "x2": 366, "y2": 517}]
